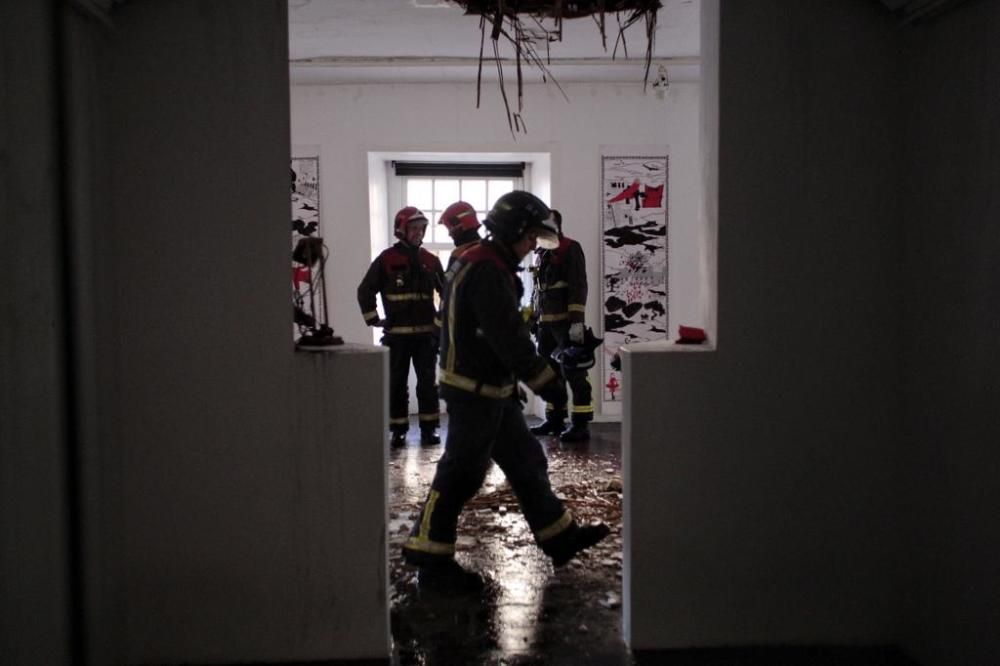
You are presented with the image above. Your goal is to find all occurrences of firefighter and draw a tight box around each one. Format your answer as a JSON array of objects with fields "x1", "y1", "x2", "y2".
[
  {"x1": 529, "y1": 209, "x2": 594, "y2": 442},
  {"x1": 402, "y1": 191, "x2": 609, "y2": 587},
  {"x1": 357, "y1": 207, "x2": 445, "y2": 448},
  {"x1": 438, "y1": 200, "x2": 482, "y2": 269}
]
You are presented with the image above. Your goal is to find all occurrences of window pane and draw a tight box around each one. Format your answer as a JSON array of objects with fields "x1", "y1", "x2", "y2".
[
  {"x1": 487, "y1": 179, "x2": 515, "y2": 208},
  {"x1": 406, "y1": 179, "x2": 433, "y2": 211},
  {"x1": 461, "y1": 180, "x2": 487, "y2": 210},
  {"x1": 434, "y1": 179, "x2": 460, "y2": 210},
  {"x1": 431, "y1": 211, "x2": 449, "y2": 243}
]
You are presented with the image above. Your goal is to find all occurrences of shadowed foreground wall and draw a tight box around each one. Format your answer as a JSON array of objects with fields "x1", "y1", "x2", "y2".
[
  {"x1": 91, "y1": 2, "x2": 390, "y2": 663},
  {"x1": 899, "y1": 3, "x2": 1000, "y2": 664},
  {"x1": 0, "y1": 3, "x2": 73, "y2": 662},
  {"x1": 624, "y1": 2, "x2": 1000, "y2": 663},
  {"x1": 623, "y1": 0, "x2": 903, "y2": 650}
]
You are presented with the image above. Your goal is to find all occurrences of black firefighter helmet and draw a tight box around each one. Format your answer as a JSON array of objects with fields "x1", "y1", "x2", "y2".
[
  {"x1": 551, "y1": 326, "x2": 604, "y2": 371},
  {"x1": 484, "y1": 190, "x2": 560, "y2": 249}
]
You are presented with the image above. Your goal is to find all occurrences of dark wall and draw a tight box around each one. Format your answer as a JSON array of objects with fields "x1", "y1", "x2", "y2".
[
  {"x1": 899, "y1": 2, "x2": 1000, "y2": 664},
  {"x1": 0, "y1": 3, "x2": 74, "y2": 665},
  {"x1": 625, "y1": 0, "x2": 905, "y2": 648}
]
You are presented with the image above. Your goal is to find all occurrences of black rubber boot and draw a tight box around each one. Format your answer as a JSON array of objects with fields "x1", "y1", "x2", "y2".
[
  {"x1": 559, "y1": 422, "x2": 591, "y2": 443},
  {"x1": 415, "y1": 559, "x2": 486, "y2": 595},
  {"x1": 420, "y1": 428, "x2": 441, "y2": 446},
  {"x1": 544, "y1": 522, "x2": 611, "y2": 567},
  {"x1": 530, "y1": 419, "x2": 565, "y2": 436},
  {"x1": 390, "y1": 431, "x2": 407, "y2": 449}
]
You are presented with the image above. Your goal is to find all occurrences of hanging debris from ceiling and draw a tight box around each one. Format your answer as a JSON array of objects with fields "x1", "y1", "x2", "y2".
[{"x1": 452, "y1": 0, "x2": 663, "y2": 136}]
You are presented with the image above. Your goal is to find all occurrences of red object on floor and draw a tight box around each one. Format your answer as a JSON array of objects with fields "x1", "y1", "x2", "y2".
[{"x1": 675, "y1": 325, "x2": 707, "y2": 344}]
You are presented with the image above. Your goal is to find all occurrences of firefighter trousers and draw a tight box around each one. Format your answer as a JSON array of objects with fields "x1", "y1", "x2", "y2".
[
  {"x1": 536, "y1": 323, "x2": 593, "y2": 424},
  {"x1": 384, "y1": 334, "x2": 439, "y2": 434},
  {"x1": 403, "y1": 392, "x2": 572, "y2": 562}
]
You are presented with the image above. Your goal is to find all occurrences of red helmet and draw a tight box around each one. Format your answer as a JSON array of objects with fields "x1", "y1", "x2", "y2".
[
  {"x1": 394, "y1": 206, "x2": 429, "y2": 239},
  {"x1": 438, "y1": 201, "x2": 481, "y2": 233}
]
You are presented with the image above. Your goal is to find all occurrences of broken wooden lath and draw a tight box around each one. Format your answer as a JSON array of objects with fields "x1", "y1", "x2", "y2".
[{"x1": 452, "y1": 0, "x2": 663, "y2": 136}]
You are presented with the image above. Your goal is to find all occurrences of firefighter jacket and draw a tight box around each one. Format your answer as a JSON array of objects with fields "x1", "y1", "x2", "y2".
[
  {"x1": 532, "y1": 236, "x2": 587, "y2": 326},
  {"x1": 438, "y1": 240, "x2": 557, "y2": 400},
  {"x1": 357, "y1": 241, "x2": 444, "y2": 336},
  {"x1": 446, "y1": 229, "x2": 481, "y2": 269}
]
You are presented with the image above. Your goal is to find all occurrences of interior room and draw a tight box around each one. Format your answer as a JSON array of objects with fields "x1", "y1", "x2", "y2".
[{"x1": 3, "y1": 1, "x2": 998, "y2": 665}]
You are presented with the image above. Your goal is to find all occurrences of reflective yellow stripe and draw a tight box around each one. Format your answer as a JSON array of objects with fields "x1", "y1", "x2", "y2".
[
  {"x1": 445, "y1": 263, "x2": 473, "y2": 373},
  {"x1": 418, "y1": 413, "x2": 439, "y2": 422},
  {"x1": 420, "y1": 490, "x2": 439, "y2": 537},
  {"x1": 571, "y1": 405, "x2": 594, "y2": 414},
  {"x1": 433, "y1": 317, "x2": 441, "y2": 327},
  {"x1": 440, "y1": 370, "x2": 515, "y2": 399},
  {"x1": 389, "y1": 417, "x2": 409, "y2": 425},
  {"x1": 363, "y1": 310, "x2": 379, "y2": 322},
  {"x1": 539, "y1": 312, "x2": 569, "y2": 323},
  {"x1": 404, "y1": 536, "x2": 456, "y2": 555},
  {"x1": 385, "y1": 325, "x2": 436, "y2": 334},
  {"x1": 567, "y1": 304, "x2": 586, "y2": 313},
  {"x1": 525, "y1": 365, "x2": 557, "y2": 392},
  {"x1": 539, "y1": 280, "x2": 569, "y2": 291},
  {"x1": 536, "y1": 510, "x2": 573, "y2": 542},
  {"x1": 406, "y1": 489, "x2": 456, "y2": 555},
  {"x1": 385, "y1": 292, "x2": 431, "y2": 302}
]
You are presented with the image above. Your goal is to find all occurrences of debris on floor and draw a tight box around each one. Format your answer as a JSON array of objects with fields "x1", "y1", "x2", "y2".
[{"x1": 388, "y1": 421, "x2": 628, "y2": 664}]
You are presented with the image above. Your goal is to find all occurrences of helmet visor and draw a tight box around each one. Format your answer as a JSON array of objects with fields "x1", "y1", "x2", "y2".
[
  {"x1": 535, "y1": 228, "x2": 560, "y2": 250},
  {"x1": 531, "y1": 215, "x2": 560, "y2": 249}
]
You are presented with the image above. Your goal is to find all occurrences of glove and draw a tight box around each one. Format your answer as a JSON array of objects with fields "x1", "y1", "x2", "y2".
[
  {"x1": 568, "y1": 322, "x2": 585, "y2": 344},
  {"x1": 536, "y1": 377, "x2": 567, "y2": 406}
]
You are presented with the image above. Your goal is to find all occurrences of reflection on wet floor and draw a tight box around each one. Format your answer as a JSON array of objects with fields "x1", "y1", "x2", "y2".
[
  {"x1": 386, "y1": 420, "x2": 924, "y2": 666},
  {"x1": 388, "y1": 419, "x2": 628, "y2": 665}
]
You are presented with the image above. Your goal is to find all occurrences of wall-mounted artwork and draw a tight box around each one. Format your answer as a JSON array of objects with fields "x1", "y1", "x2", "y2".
[
  {"x1": 291, "y1": 157, "x2": 322, "y2": 340},
  {"x1": 600, "y1": 154, "x2": 669, "y2": 404}
]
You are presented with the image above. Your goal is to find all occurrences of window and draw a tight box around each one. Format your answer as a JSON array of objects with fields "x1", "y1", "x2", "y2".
[{"x1": 395, "y1": 175, "x2": 521, "y2": 268}]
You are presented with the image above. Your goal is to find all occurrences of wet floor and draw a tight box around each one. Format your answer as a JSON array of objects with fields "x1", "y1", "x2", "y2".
[
  {"x1": 385, "y1": 420, "x2": 922, "y2": 666},
  {"x1": 388, "y1": 418, "x2": 627, "y2": 665}
]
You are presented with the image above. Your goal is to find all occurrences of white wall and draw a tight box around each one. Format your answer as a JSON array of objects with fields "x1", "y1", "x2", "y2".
[
  {"x1": 623, "y1": 0, "x2": 904, "y2": 650},
  {"x1": 291, "y1": 79, "x2": 704, "y2": 420}
]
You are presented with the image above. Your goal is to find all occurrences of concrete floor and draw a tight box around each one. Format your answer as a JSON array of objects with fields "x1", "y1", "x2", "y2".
[{"x1": 388, "y1": 418, "x2": 627, "y2": 665}]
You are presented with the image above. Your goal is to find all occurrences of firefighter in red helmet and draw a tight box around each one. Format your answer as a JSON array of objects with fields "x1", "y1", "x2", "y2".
[
  {"x1": 357, "y1": 206, "x2": 445, "y2": 448},
  {"x1": 438, "y1": 200, "x2": 482, "y2": 269},
  {"x1": 402, "y1": 191, "x2": 609, "y2": 588}
]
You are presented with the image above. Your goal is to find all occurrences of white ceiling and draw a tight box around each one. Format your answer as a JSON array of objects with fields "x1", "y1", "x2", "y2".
[{"x1": 288, "y1": 0, "x2": 702, "y2": 84}]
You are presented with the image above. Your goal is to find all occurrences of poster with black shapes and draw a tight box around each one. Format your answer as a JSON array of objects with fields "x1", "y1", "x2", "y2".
[
  {"x1": 600, "y1": 155, "x2": 668, "y2": 404},
  {"x1": 291, "y1": 157, "x2": 321, "y2": 341}
]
